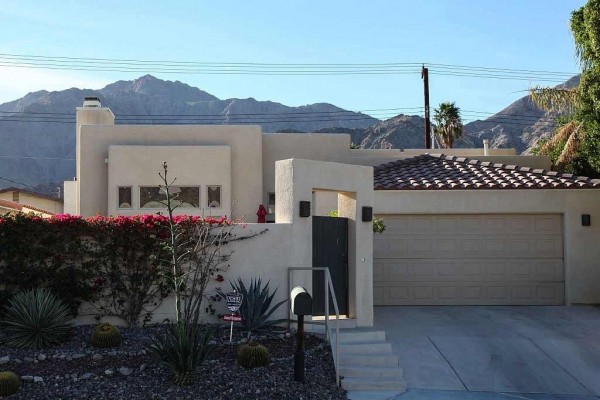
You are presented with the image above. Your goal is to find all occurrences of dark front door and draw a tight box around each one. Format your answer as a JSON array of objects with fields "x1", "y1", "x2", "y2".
[{"x1": 312, "y1": 216, "x2": 349, "y2": 316}]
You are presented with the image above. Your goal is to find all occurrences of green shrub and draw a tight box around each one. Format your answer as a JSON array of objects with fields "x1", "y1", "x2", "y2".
[
  {"x1": 230, "y1": 278, "x2": 287, "y2": 338},
  {"x1": 327, "y1": 210, "x2": 386, "y2": 234},
  {"x1": 236, "y1": 342, "x2": 270, "y2": 369},
  {"x1": 90, "y1": 323, "x2": 122, "y2": 348},
  {"x1": 0, "y1": 371, "x2": 19, "y2": 397},
  {"x1": 147, "y1": 323, "x2": 214, "y2": 386},
  {"x1": 2, "y1": 289, "x2": 72, "y2": 349}
]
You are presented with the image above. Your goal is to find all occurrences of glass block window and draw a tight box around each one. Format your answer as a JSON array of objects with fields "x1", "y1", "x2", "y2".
[
  {"x1": 207, "y1": 186, "x2": 221, "y2": 208},
  {"x1": 118, "y1": 187, "x2": 132, "y2": 209}
]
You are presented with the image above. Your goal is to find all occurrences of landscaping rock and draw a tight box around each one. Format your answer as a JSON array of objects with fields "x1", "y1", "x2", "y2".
[
  {"x1": 92, "y1": 354, "x2": 102, "y2": 361},
  {"x1": 21, "y1": 375, "x2": 34, "y2": 383},
  {"x1": 72, "y1": 353, "x2": 86, "y2": 360},
  {"x1": 33, "y1": 376, "x2": 44, "y2": 383},
  {"x1": 118, "y1": 367, "x2": 133, "y2": 376},
  {"x1": 104, "y1": 369, "x2": 114, "y2": 376},
  {"x1": 37, "y1": 354, "x2": 47, "y2": 361},
  {"x1": 0, "y1": 355, "x2": 9, "y2": 364}
]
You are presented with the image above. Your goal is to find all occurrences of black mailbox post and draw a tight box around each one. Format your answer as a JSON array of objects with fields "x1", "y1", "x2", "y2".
[{"x1": 290, "y1": 286, "x2": 313, "y2": 383}]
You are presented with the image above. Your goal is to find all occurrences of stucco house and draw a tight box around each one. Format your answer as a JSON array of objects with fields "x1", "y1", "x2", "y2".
[
  {"x1": 65, "y1": 97, "x2": 600, "y2": 328},
  {"x1": 0, "y1": 187, "x2": 63, "y2": 215}
]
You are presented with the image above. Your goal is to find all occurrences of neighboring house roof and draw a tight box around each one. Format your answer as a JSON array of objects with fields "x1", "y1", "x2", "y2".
[
  {"x1": 374, "y1": 154, "x2": 600, "y2": 190},
  {"x1": 0, "y1": 187, "x2": 63, "y2": 202},
  {"x1": 0, "y1": 199, "x2": 55, "y2": 215}
]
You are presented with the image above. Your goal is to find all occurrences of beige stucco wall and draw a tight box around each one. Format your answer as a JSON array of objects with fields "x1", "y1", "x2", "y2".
[
  {"x1": 77, "y1": 123, "x2": 263, "y2": 219},
  {"x1": 63, "y1": 181, "x2": 77, "y2": 215},
  {"x1": 77, "y1": 223, "x2": 293, "y2": 326},
  {"x1": 275, "y1": 159, "x2": 374, "y2": 326},
  {"x1": 107, "y1": 145, "x2": 232, "y2": 217},
  {"x1": 375, "y1": 189, "x2": 600, "y2": 304},
  {"x1": 0, "y1": 192, "x2": 63, "y2": 214}
]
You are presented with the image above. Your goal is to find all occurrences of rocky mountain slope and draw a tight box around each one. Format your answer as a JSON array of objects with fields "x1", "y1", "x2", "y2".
[
  {"x1": 0, "y1": 74, "x2": 578, "y2": 190},
  {"x1": 0, "y1": 75, "x2": 377, "y2": 189}
]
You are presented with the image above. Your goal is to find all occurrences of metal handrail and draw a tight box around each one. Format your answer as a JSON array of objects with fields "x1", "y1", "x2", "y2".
[{"x1": 288, "y1": 267, "x2": 341, "y2": 387}]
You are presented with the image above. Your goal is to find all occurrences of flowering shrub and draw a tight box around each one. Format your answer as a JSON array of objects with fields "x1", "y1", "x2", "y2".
[{"x1": 0, "y1": 213, "x2": 234, "y2": 326}]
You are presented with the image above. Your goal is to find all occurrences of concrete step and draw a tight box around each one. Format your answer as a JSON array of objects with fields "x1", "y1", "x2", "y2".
[
  {"x1": 331, "y1": 329, "x2": 386, "y2": 343},
  {"x1": 340, "y1": 365, "x2": 404, "y2": 378},
  {"x1": 339, "y1": 353, "x2": 399, "y2": 367},
  {"x1": 309, "y1": 318, "x2": 357, "y2": 333},
  {"x1": 346, "y1": 391, "x2": 400, "y2": 400},
  {"x1": 338, "y1": 340, "x2": 392, "y2": 354},
  {"x1": 342, "y1": 377, "x2": 408, "y2": 391}
]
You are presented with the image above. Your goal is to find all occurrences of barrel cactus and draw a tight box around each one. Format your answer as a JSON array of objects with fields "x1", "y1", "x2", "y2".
[
  {"x1": 90, "y1": 323, "x2": 122, "y2": 348},
  {"x1": 236, "y1": 342, "x2": 270, "y2": 369},
  {"x1": 0, "y1": 371, "x2": 20, "y2": 397}
]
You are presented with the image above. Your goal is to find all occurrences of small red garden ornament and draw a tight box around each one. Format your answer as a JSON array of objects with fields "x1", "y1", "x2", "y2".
[{"x1": 256, "y1": 204, "x2": 267, "y2": 223}]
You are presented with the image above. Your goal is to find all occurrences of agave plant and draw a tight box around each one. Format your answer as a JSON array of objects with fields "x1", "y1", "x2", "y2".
[
  {"x1": 230, "y1": 278, "x2": 287, "y2": 338},
  {"x1": 2, "y1": 289, "x2": 72, "y2": 349},
  {"x1": 147, "y1": 323, "x2": 214, "y2": 386}
]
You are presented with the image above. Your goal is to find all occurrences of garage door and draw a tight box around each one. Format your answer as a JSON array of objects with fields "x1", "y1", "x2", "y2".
[{"x1": 374, "y1": 214, "x2": 565, "y2": 305}]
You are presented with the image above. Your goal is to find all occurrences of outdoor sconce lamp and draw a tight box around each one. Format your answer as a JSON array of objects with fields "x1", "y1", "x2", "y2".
[
  {"x1": 299, "y1": 201, "x2": 311, "y2": 218},
  {"x1": 362, "y1": 206, "x2": 373, "y2": 222},
  {"x1": 582, "y1": 214, "x2": 591, "y2": 226}
]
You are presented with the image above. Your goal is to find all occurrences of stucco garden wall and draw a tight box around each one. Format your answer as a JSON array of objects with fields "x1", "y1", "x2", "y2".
[
  {"x1": 77, "y1": 223, "x2": 294, "y2": 326},
  {"x1": 375, "y1": 189, "x2": 600, "y2": 304}
]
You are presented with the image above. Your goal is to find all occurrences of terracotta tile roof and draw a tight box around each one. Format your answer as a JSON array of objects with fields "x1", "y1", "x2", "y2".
[
  {"x1": 374, "y1": 154, "x2": 600, "y2": 190},
  {"x1": 0, "y1": 199, "x2": 55, "y2": 215}
]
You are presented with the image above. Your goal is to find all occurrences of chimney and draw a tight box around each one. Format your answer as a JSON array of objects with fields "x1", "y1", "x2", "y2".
[{"x1": 483, "y1": 139, "x2": 490, "y2": 156}]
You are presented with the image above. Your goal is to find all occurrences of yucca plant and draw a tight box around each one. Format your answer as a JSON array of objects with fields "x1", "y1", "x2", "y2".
[
  {"x1": 2, "y1": 289, "x2": 72, "y2": 349},
  {"x1": 230, "y1": 278, "x2": 287, "y2": 339},
  {"x1": 147, "y1": 323, "x2": 214, "y2": 386}
]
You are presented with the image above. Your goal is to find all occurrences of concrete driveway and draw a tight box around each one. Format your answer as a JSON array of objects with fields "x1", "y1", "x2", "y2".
[{"x1": 373, "y1": 306, "x2": 600, "y2": 399}]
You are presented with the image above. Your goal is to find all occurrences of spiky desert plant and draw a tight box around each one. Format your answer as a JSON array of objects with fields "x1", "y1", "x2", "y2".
[
  {"x1": 0, "y1": 371, "x2": 20, "y2": 397},
  {"x1": 230, "y1": 278, "x2": 287, "y2": 339},
  {"x1": 90, "y1": 323, "x2": 122, "y2": 348},
  {"x1": 147, "y1": 323, "x2": 214, "y2": 386},
  {"x1": 2, "y1": 289, "x2": 72, "y2": 349},
  {"x1": 236, "y1": 342, "x2": 270, "y2": 369}
]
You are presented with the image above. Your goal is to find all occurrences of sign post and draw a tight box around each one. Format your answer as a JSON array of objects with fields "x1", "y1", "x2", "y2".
[{"x1": 225, "y1": 290, "x2": 243, "y2": 342}]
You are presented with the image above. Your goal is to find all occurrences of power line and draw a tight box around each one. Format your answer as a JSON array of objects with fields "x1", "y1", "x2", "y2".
[{"x1": 0, "y1": 53, "x2": 578, "y2": 81}]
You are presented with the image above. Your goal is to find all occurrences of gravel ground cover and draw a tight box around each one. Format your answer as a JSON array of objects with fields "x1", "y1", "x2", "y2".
[{"x1": 0, "y1": 325, "x2": 347, "y2": 399}]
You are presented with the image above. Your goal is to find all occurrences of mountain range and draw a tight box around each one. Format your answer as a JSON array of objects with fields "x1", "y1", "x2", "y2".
[{"x1": 0, "y1": 74, "x2": 577, "y2": 193}]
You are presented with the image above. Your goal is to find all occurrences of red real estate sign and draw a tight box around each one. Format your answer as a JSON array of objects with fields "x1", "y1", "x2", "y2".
[{"x1": 223, "y1": 314, "x2": 242, "y2": 322}]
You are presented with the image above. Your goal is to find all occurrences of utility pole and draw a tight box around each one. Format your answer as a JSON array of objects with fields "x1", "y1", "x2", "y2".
[{"x1": 421, "y1": 65, "x2": 432, "y2": 149}]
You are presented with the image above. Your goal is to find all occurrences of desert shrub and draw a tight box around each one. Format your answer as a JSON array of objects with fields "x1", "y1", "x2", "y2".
[
  {"x1": 230, "y1": 278, "x2": 287, "y2": 338},
  {"x1": 0, "y1": 371, "x2": 20, "y2": 397},
  {"x1": 2, "y1": 289, "x2": 72, "y2": 349},
  {"x1": 90, "y1": 322, "x2": 122, "y2": 348},
  {"x1": 236, "y1": 342, "x2": 270, "y2": 369},
  {"x1": 147, "y1": 323, "x2": 214, "y2": 385},
  {"x1": 326, "y1": 210, "x2": 386, "y2": 234},
  {"x1": 0, "y1": 213, "x2": 96, "y2": 316}
]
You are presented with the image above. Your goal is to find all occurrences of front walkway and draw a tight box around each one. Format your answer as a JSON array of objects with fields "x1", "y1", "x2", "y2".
[{"x1": 371, "y1": 306, "x2": 600, "y2": 400}]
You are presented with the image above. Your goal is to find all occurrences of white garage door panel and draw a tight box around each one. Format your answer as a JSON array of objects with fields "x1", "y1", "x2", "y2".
[{"x1": 374, "y1": 214, "x2": 564, "y2": 306}]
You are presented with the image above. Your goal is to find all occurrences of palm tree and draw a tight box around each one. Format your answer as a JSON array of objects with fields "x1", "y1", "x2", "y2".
[
  {"x1": 433, "y1": 102, "x2": 464, "y2": 149},
  {"x1": 528, "y1": 85, "x2": 582, "y2": 170}
]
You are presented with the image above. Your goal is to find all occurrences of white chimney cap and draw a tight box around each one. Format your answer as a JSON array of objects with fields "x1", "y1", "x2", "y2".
[{"x1": 83, "y1": 96, "x2": 101, "y2": 108}]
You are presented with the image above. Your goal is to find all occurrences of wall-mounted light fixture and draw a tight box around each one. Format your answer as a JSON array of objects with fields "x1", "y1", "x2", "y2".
[
  {"x1": 299, "y1": 201, "x2": 311, "y2": 218},
  {"x1": 362, "y1": 206, "x2": 373, "y2": 222},
  {"x1": 582, "y1": 214, "x2": 591, "y2": 226}
]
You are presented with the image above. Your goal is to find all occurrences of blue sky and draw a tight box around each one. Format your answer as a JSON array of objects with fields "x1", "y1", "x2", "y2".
[{"x1": 0, "y1": 0, "x2": 586, "y2": 121}]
